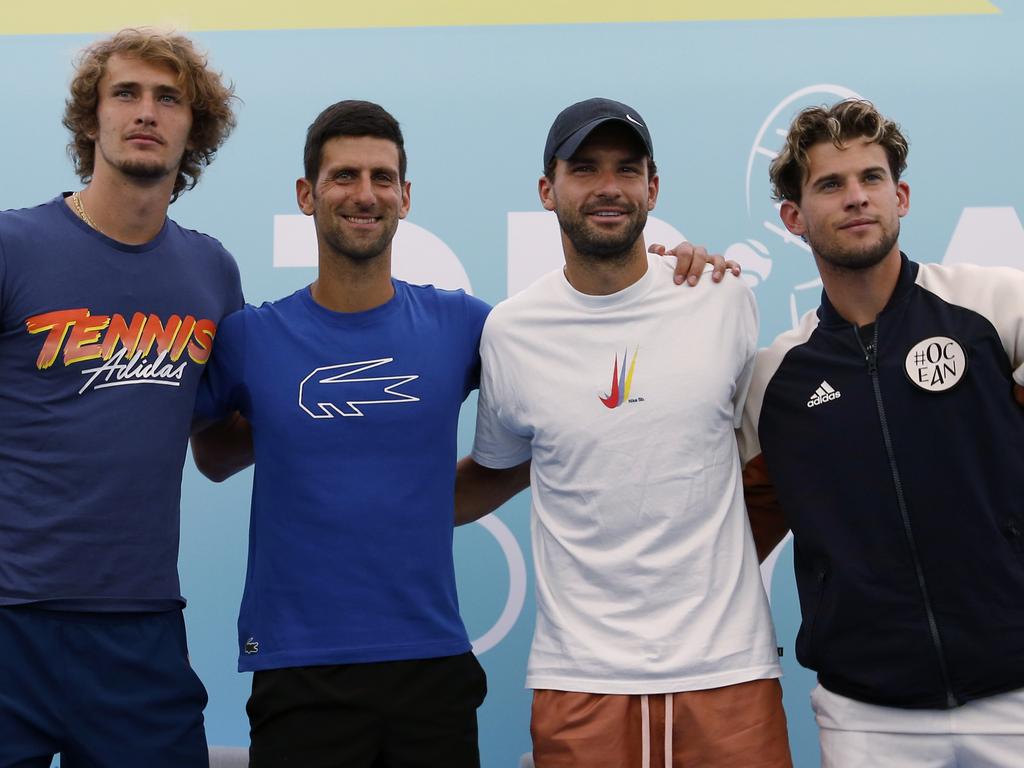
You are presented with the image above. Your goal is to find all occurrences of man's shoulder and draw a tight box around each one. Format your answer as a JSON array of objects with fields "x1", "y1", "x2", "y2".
[
  {"x1": 915, "y1": 258, "x2": 1024, "y2": 295},
  {"x1": 754, "y1": 309, "x2": 821, "y2": 385},
  {"x1": 398, "y1": 280, "x2": 492, "y2": 329},
  {"x1": 0, "y1": 197, "x2": 64, "y2": 232},
  {"x1": 165, "y1": 217, "x2": 233, "y2": 258},
  {"x1": 486, "y1": 268, "x2": 563, "y2": 324}
]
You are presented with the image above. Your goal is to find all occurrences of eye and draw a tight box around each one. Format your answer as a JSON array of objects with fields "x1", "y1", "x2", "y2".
[
  {"x1": 158, "y1": 93, "x2": 181, "y2": 105},
  {"x1": 570, "y1": 164, "x2": 595, "y2": 175},
  {"x1": 373, "y1": 172, "x2": 394, "y2": 184},
  {"x1": 864, "y1": 171, "x2": 884, "y2": 183}
]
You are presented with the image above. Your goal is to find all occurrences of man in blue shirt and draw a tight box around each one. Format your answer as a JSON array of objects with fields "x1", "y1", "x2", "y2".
[{"x1": 0, "y1": 29, "x2": 241, "y2": 767}]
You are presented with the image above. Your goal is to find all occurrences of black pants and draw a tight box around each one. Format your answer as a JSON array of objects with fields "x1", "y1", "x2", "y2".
[{"x1": 247, "y1": 652, "x2": 487, "y2": 768}]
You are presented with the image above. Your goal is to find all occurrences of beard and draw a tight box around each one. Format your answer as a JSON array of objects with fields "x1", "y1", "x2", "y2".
[
  {"x1": 555, "y1": 203, "x2": 648, "y2": 262},
  {"x1": 117, "y1": 158, "x2": 176, "y2": 180},
  {"x1": 809, "y1": 219, "x2": 900, "y2": 272},
  {"x1": 316, "y1": 205, "x2": 398, "y2": 263}
]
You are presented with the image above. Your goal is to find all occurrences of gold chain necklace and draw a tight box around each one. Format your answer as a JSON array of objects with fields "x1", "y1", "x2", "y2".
[{"x1": 71, "y1": 191, "x2": 101, "y2": 233}]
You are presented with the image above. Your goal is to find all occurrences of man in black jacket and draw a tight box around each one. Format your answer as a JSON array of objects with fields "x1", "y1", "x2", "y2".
[{"x1": 740, "y1": 99, "x2": 1024, "y2": 767}]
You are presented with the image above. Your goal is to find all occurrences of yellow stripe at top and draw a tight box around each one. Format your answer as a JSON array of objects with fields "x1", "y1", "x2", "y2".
[{"x1": 0, "y1": 1, "x2": 1000, "y2": 35}]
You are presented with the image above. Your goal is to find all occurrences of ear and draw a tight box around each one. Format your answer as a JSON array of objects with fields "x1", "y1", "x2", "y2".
[
  {"x1": 896, "y1": 180, "x2": 910, "y2": 219},
  {"x1": 647, "y1": 173, "x2": 659, "y2": 211},
  {"x1": 398, "y1": 180, "x2": 411, "y2": 220},
  {"x1": 779, "y1": 199, "x2": 806, "y2": 237},
  {"x1": 539, "y1": 175, "x2": 556, "y2": 212},
  {"x1": 296, "y1": 177, "x2": 315, "y2": 216}
]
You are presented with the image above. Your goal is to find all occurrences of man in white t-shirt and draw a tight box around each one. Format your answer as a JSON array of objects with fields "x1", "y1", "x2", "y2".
[{"x1": 456, "y1": 98, "x2": 791, "y2": 767}]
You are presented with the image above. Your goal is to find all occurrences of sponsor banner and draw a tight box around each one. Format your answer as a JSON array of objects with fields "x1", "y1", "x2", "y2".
[{"x1": 0, "y1": 0, "x2": 999, "y2": 35}]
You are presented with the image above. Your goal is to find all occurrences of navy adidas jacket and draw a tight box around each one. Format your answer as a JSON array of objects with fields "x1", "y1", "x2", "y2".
[{"x1": 740, "y1": 253, "x2": 1024, "y2": 709}]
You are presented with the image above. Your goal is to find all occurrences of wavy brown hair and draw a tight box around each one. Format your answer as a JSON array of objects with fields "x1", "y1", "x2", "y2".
[
  {"x1": 770, "y1": 99, "x2": 908, "y2": 204},
  {"x1": 63, "y1": 28, "x2": 236, "y2": 202}
]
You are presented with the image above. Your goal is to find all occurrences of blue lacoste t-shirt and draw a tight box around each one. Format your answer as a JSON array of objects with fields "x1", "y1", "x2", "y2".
[{"x1": 197, "y1": 280, "x2": 490, "y2": 670}]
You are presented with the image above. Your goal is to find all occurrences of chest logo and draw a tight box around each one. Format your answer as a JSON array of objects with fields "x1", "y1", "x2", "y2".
[
  {"x1": 807, "y1": 380, "x2": 841, "y2": 408},
  {"x1": 599, "y1": 347, "x2": 641, "y2": 409},
  {"x1": 904, "y1": 336, "x2": 967, "y2": 393},
  {"x1": 299, "y1": 358, "x2": 420, "y2": 418}
]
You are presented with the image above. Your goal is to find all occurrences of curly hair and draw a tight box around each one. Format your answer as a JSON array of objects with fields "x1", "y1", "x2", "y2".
[
  {"x1": 769, "y1": 99, "x2": 908, "y2": 204},
  {"x1": 62, "y1": 28, "x2": 236, "y2": 202}
]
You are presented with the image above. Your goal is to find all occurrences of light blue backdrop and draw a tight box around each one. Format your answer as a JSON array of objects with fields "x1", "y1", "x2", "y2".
[{"x1": 2, "y1": 6, "x2": 1022, "y2": 766}]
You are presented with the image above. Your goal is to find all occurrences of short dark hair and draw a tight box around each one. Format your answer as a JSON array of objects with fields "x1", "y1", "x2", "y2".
[
  {"x1": 63, "y1": 28, "x2": 236, "y2": 203},
  {"x1": 770, "y1": 99, "x2": 908, "y2": 204},
  {"x1": 303, "y1": 100, "x2": 407, "y2": 182}
]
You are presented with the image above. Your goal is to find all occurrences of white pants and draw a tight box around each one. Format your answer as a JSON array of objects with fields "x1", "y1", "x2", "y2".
[{"x1": 813, "y1": 684, "x2": 1024, "y2": 768}]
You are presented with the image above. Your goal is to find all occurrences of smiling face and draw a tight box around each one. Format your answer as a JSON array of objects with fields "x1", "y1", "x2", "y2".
[
  {"x1": 780, "y1": 138, "x2": 909, "y2": 272},
  {"x1": 91, "y1": 53, "x2": 193, "y2": 185},
  {"x1": 297, "y1": 135, "x2": 411, "y2": 263},
  {"x1": 539, "y1": 122, "x2": 658, "y2": 263}
]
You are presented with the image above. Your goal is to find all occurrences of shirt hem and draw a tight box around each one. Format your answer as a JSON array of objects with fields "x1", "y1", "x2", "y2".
[
  {"x1": 526, "y1": 663, "x2": 782, "y2": 695},
  {"x1": 238, "y1": 638, "x2": 472, "y2": 672}
]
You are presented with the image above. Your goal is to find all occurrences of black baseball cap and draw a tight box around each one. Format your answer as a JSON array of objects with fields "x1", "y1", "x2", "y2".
[{"x1": 543, "y1": 97, "x2": 654, "y2": 168}]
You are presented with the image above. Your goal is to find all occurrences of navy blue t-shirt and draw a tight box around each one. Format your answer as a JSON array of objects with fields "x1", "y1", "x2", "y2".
[
  {"x1": 197, "y1": 282, "x2": 490, "y2": 671},
  {"x1": 0, "y1": 196, "x2": 243, "y2": 611}
]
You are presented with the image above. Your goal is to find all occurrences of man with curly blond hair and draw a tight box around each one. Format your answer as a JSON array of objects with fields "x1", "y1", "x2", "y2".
[
  {"x1": 740, "y1": 99, "x2": 1024, "y2": 766},
  {"x1": 0, "y1": 28, "x2": 242, "y2": 767}
]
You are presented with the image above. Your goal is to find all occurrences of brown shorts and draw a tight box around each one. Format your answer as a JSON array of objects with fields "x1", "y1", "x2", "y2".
[{"x1": 531, "y1": 677, "x2": 792, "y2": 768}]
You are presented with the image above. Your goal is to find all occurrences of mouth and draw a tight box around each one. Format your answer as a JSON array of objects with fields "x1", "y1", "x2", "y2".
[
  {"x1": 838, "y1": 217, "x2": 876, "y2": 231},
  {"x1": 343, "y1": 215, "x2": 380, "y2": 226},
  {"x1": 585, "y1": 208, "x2": 631, "y2": 222},
  {"x1": 125, "y1": 133, "x2": 164, "y2": 146}
]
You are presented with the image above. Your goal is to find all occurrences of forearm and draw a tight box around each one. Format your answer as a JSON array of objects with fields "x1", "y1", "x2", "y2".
[
  {"x1": 743, "y1": 453, "x2": 790, "y2": 562},
  {"x1": 454, "y1": 456, "x2": 530, "y2": 525},
  {"x1": 190, "y1": 411, "x2": 254, "y2": 482}
]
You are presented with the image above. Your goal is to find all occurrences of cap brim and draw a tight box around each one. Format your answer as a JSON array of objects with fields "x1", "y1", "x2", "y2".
[{"x1": 553, "y1": 116, "x2": 650, "y2": 161}]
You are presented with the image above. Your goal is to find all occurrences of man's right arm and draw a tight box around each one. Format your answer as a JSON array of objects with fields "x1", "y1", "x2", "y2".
[
  {"x1": 191, "y1": 412, "x2": 253, "y2": 482},
  {"x1": 455, "y1": 457, "x2": 530, "y2": 526},
  {"x1": 742, "y1": 452, "x2": 790, "y2": 562}
]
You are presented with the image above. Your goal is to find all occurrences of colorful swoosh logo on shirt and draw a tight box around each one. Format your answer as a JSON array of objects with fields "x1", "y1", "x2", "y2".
[{"x1": 599, "y1": 347, "x2": 638, "y2": 409}]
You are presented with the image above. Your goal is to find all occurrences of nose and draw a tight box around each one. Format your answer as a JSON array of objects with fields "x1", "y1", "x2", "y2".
[
  {"x1": 593, "y1": 168, "x2": 623, "y2": 199},
  {"x1": 843, "y1": 179, "x2": 869, "y2": 209},
  {"x1": 135, "y1": 92, "x2": 158, "y2": 126},
  {"x1": 351, "y1": 174, "x2": 376, "y2": 207}
]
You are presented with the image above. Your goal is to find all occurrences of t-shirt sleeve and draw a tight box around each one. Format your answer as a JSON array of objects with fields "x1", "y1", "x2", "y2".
[
  {"x1": 462, "y1": 293, "x2": 492, "y2": 395},
  {"x1": 731, "y1": 281, "x2": 760, "y2": 428},
  {"x1": 194, "y1": 307, "x2": 247, "y2": 420},
  {"x1": 216, "y1": 244, "x2": 244, "y2": 316},
  {"x1": 0, "y1": 229, "x2": 7, "y2": 324},
  {"x1": 470, "y1": 317, "x2": 532, "y2": 469}
]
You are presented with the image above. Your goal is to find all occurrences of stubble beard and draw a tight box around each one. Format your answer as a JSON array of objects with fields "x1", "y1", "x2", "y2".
[
  {"x1": 317, "y1": 203, "x2": 397, "y2": 264},
  {"x1": 98, "y1": 139, "x2": 182, "y2": 184},
  {"x1": 556, "y1": 204, "x2": 648, "y2": 264},
  {"x1": 810, "y1": 220, "x2": 900, "y2": 273}
]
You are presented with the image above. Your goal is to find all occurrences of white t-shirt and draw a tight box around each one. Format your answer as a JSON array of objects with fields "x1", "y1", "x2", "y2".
[{"x1": 472, "y1": 254, "x2": 781, "y2": 694}]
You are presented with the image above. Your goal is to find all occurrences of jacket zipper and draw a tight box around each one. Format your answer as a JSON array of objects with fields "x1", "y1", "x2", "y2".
[{"x1": 857, "y1": 323, "x2": 958, "y2": 708}]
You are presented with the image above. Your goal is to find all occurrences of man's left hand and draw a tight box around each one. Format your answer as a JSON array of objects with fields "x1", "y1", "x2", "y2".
[{"x1": 649, "y1": 242, "x2": 741, "y2": 286}]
